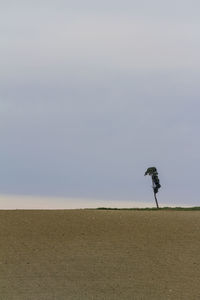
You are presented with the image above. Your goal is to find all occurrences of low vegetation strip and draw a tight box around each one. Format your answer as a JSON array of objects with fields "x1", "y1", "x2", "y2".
[{"x1": 95, "y1": 206, "x2": 200, "y2": 211}]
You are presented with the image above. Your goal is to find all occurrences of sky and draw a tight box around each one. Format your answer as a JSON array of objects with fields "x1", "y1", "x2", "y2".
[{"x1": 1, "y1": 0, "x2": 200, "y2": 207}]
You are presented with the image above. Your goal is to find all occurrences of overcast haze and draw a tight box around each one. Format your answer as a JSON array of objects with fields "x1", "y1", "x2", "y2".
[{"x1": 1, "y1": 1, "x2": 200, "y2": 207}]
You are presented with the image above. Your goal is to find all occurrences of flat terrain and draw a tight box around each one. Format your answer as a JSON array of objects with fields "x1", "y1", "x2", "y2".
[{"x1": 0, "y1": 210, "x2": 200, "y2": 300}]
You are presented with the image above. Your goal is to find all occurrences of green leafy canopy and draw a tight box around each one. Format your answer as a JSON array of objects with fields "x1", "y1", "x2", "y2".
[{"x1": 144, "y1": 167, "x2": 161, "y2": 194}]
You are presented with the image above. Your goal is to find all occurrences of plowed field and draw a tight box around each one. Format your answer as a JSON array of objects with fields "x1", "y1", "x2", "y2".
[{"x1": 0, "y1": 210, "x2": 199, "y2": 299}]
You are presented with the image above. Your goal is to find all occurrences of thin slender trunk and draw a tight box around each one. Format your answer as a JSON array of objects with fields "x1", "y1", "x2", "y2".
[
  {"x1": 152, "y1": 177, "x2": 159, "y2": 209},
  {"x1": 154, "y1": 191, "x2": 159, "y2": 209}
]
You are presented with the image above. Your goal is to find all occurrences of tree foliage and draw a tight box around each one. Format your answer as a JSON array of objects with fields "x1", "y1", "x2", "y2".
[{"x1": 144, "y1": 167, "x2": 161, "y2": 194}]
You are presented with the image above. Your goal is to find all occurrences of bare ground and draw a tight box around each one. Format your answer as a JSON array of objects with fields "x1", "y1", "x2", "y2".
[{"x1": 0, "y1": 210, "x2": 200, "y2": 300}]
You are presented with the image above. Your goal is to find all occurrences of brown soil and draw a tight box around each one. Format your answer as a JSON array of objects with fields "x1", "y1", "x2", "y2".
[{"x1": 0, "y1": 210, "x2": 200, "y2": 299}]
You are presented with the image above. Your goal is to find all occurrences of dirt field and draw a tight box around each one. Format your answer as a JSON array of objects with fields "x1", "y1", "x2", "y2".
[{"x1": 0, "y1": 210, "x2": 199, "y2": 300}]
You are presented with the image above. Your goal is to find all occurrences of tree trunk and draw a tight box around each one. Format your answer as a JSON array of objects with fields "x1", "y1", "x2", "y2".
[
  {"x1": 152, "y1": 177, "x2": 159, "y2": 209},
  {"x1": 154, "y1": 191, "x2": 159, "y2": 209}
]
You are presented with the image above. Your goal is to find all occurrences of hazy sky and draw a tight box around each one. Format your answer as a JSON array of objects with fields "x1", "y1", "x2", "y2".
[{"x1": 1, "y1": 1, "x2": 200, "y2": 206}]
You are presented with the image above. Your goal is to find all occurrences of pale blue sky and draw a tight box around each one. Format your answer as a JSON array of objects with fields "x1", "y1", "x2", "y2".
[{"x1": 1, "y1": 1, "x2": 200, "y2": 206}]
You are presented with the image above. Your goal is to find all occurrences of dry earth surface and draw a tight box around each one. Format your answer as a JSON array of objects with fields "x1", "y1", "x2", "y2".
[{"x1": 0, "y1": 210, "x2": 200, "y2": 300}]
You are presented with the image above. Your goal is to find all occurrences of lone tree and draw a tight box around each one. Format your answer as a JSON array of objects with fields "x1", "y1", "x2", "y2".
[{"x1": 145, "y1": 167, "x2": 161, "y2": 208}]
